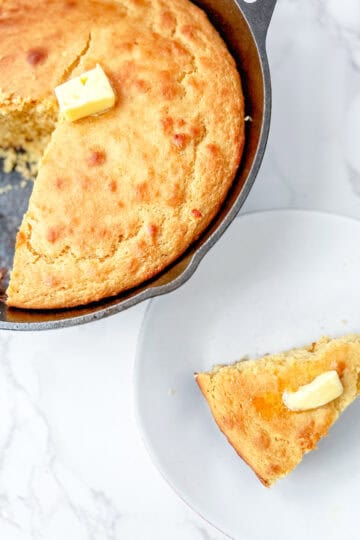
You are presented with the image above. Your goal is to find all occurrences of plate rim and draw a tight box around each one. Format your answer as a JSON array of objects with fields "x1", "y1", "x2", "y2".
[{"x1": 134, "y1": 297, "x2": 234, "y2": 539}]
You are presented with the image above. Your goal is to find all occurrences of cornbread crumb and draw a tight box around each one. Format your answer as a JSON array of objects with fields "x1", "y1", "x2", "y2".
[
  {"x1": 0, "y1": 99, "x2": 57, "y2": 179},
  {"x1": 0, "y1": 148, "x2": 40, "y2": 180},
  {"x1": 196, "y1": 335, "x2": 360, "y2": 486},
  {"x1": 0, "y1": 182, "x2": 13, "y2": 195}
]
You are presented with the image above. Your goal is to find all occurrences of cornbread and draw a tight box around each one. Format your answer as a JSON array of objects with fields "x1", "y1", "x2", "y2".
[
  {"x1": 0, "y1": 0, "x2": 244, "y2": 309},
  {"x1": 196, "y1": 335, "x2": 360, "y2": 486}
]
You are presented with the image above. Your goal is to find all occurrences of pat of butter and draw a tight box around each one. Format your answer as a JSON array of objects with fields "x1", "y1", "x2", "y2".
[
  {"x1": 54, "y1": 64, "x2": 115, "y2": 122},
  {"x1": 282, "y1": 370, "x2": 343, "y2": 411}
]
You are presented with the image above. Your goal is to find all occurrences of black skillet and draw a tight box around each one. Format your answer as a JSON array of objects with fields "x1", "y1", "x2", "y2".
[{"x1": 0, "y1": 0, "x2": 276, "y2": 330}]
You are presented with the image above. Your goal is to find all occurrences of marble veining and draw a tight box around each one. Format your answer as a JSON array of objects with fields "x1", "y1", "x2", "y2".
[{"x1": 1, "y1": 1, "x2": 359, "y2": 538}]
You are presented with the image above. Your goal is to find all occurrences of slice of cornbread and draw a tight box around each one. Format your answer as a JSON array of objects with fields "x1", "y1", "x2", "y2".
[{"x1": 196, "y1": 335, "x2": 360, "y2": 486}]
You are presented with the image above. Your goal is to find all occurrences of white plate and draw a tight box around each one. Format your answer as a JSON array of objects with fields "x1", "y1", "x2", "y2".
[{"x1": 134, "y1": 210, "x2": 360, "y2": 540}]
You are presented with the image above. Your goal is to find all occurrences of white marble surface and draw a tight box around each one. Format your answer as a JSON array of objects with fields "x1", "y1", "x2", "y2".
[{"x1": 1, "y1": 1, "x2": 360, "y2": 538}]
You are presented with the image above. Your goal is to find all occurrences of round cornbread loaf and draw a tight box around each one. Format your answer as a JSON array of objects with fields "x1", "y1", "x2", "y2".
[{"x1": 1, "y1": 0, "x2": 244, "y2": 309}]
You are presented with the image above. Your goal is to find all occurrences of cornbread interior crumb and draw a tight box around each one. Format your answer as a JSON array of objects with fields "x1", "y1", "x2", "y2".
[{"x1": 0, "y1": 99, "x2": 57, "y2": 179}]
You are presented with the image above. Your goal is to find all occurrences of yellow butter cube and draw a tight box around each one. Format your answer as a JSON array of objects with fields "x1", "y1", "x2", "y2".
[{"x1": 54, "y1": 64, "x2": 116, "y2": 122}]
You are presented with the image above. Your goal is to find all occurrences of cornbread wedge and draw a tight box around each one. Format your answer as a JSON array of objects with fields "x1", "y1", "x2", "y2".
[{"x1": 196, "y1": 335, "x2": 360, "y2": 486}]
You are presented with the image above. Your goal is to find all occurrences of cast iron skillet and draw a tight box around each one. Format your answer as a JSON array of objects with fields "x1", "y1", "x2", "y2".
[{"x1": 0, "y1": 0, "x2": 276, "y2": 330}]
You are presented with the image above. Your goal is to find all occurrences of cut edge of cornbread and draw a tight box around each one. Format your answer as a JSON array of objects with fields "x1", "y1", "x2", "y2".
[
  {"x1": 0, "y1": 95, "x2": 58, "y2": 179},
  {"x1": 196, "y1": 335, "x2": 360, "y2": 487}
]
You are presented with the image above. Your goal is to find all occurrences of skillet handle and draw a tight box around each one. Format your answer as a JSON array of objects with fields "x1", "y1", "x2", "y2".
[{"x1": 238, "y1": 0, "x2": 277, "y2": 46}]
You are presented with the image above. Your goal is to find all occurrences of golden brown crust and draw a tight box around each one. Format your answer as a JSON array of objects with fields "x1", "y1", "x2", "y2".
[
  {"x1": 0, "y1": 0, "x2": 101, "y2": 101},
  {"x1": 1, "y1": 0, "x2": 244, "y2": 308},
  {"x1": 196, "y1": 335, "x2": 360, "y2": 487}
]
